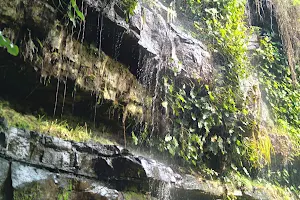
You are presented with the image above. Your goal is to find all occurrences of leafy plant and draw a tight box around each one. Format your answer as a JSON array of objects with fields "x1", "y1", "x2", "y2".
[
  {"x1": 0, "y1": 31, "x2": 19, "y2": 56},
  {"x1": 68, "y1": 0, "x2": 85, "y2": 27},
  {"x1": 120, "y1": 0, "x2": 138, "y2": 22}
]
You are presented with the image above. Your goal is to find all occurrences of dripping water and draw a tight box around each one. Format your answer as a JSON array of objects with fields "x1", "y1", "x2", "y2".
[
  {"x1": 93, "y1": 93, "x2": 99, "y2": 128},
  {"x1": 71, "y1": 84, "x2": 77, "y2": 115},
  {"x1": 77, "y1": 1, "x2": 87, "y2": 49},
  {"x1": 61, "y1": 76, "x2": 68, "y2": 118},
  {"x1": 114, "y1": 31, "x2": 125, "y2": 60},
  {"x1": 97, "y1": 12, "x2": 104, "y2": 56}
]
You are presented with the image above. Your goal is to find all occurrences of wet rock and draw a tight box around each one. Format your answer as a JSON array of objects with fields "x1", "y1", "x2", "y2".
[
  {"x1": 43, "y1": 136, "x2": 72, "y2": 151},
  {"x1": 0, "y1": 117, "x2": 8, "y2": 131},
  {"x1": 139, "y1": 157, "x2": 181, "y2": 183},
  {"x1": 87, "y1": 183, "x2": 120, "y2": 200},
  {"x1": 93, "y1": 157, "x2": 114, "y2": 178},
  {"x1": 112, "y1": 156, "x2": 147, "y2": 179},
  {"x1": 41, "y1": 148, "x2": 71, "y2": 169},
  {"x1": 242, "y1": 186, "x2": 272, "y2": 200},
  {"x1": 0, "y1": 132, "x2": 7, "y2": 149},
  {"x1": 83, "y1": 0, "x2": 212, "y2": 81},
  {"x1": 73, "y1": 142, "x2": 121, "y2": 157},
  {"x1": 12, "y1": 162, "x2": 121, "y2": 200},
  {"x1": 11, "y1": 162, "x2": 51, "y2": 189},
  {"x1": 171, "y1": 175, "x2": 224, "y2": 200},
  {"x1": 0, "y1": 158, "x2": 10, "y2": 200},
  {"x1": 6, "y1": 128, "x2": 30, "y2": 159}
]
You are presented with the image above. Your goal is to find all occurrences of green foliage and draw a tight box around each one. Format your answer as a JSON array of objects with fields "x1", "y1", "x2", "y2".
[
  {"x1": 120, "y1": 0, "x2": 138, "y2": 22},
  {"x1": 58, "y1": 181, "x2": 72, "y2": 200},
  {"x1": 14, "y1": 183, "x2": 41, "y2": 200},
  {"x1": 256, "y1": 34, "x2": 300, "y2": 130},
  {"x1": 161, "y1": 73, "x2": 251, "y2": 170},
  {"x1": 255, "y1": 33, "x2": 300, "y2": 161},
  {"x1": 0, "y1": 100, "x2": 116, "y2": 144},
  {"x1": 152, "y1": 0, "x2": 255, "y2": 172},
  {"x1": 68, "y1": 0, "x2": 85, "y2": 27},
  {"x1": 0, "y1": 31, "x2": 19, "y2": 56}
]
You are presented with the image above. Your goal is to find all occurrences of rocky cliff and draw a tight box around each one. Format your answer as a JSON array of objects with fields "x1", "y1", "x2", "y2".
[{"x1": 0, "y1": 0, "x2": 299, "y2": 199}]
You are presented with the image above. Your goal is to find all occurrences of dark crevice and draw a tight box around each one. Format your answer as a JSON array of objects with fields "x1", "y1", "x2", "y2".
[{"x1": 0, "y1": 51, "x2": 124, "y2": 134}]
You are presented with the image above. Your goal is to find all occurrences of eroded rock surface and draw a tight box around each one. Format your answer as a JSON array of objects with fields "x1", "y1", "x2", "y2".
[{"x1": 0, "y1": 127, "x2": 289, "y2": 199}]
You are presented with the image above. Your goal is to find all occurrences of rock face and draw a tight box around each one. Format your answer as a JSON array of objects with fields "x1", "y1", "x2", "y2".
[
  {"x1": 0, "y1": 0, "x2": 213, "y2": 126},
  {"x1": 83, "y1": 0, "x2": 213, "y2": 81},
  {"x1": 0, "y1": 158, "x2": 10, "y2": 200},
  {"x1": 0, "y1": 127, "x2": 290, "y2": 199}
]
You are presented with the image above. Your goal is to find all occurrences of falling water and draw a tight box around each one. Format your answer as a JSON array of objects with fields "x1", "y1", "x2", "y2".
[
  {"x1": 114, "y1": 31, "x2": 125, "y2": 59},
  {"x1": 97, "y1": 13, "x2": 104, "y2": 56},
  {"x1": 157, "y1": 182, "x2": 171, "y2": 200},
  {"x1": 60, "y1": 76, "x2": 68, "y2": 117}
]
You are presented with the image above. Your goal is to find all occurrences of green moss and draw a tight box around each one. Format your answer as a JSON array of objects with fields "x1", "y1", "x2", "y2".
[
  {"x1": 0, "y1": 100, "x2": 116, "y2": 145},
  {"x1": 57, "y1": 181, "x2": 73, "y2": 200},
  {"x1": 14, "y1": 182, "x2": 42, "y2": 200},
  {"x1": 226, "y1": 172, "x2": 296, "y2": 199},
  {"x1": 123, "y1": 192, "x2": 149, "y2": 200}
]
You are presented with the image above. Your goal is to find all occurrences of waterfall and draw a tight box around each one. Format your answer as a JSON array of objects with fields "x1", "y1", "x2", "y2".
[{"x1": 158, "y1": 182, "x2": 172, "y2": 200}]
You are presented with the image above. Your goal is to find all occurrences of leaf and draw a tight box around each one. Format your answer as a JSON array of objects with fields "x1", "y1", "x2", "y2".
[
  {"x1": 131, "y1": 132, "x2": 138, "y2": 145},
  {"x1": 70, "y1": 0, "x2": 76, "y2": 7},
  {"x1": 191, "y1": 113, "x2": 196, "y2": 121},
  {"x1": 162, "y1": 101, "x2": 168, "y2": 109},
  {"x1": 197, "y1": 120, "x2": 203, "y2": 129},
  {"x1": 208, "y1": 91, "x2": 215, "y2": 101},
  {"x1": 165, "y1": 134, "x2": 172, "y2": 142},
  {"x1": 74, "y1": 5, "x2": 85, "y2": 21},
  {"x1": 70, "y1": 0, "x2": 85, "y2": 21},
  {"x1": 177, "y1": 94, "x2": 186, "y2": 103},
  {"x1": 190, "y1": 89, "x2": 196, "y2": 99},
  {"x1": 7, "y1": 43, "x2": 19, "y2": 56},
  {"x1": 243, "y1": 167, "x2": 250, "y2": 177},
  {"x1": 0, "y1": 33, "x2": 19, "y2": 56}
]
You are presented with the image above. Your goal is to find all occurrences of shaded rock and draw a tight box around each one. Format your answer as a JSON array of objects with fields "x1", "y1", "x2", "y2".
[
  {"x1": 112, "y1": 156, "x2": 147, "y2": 179},
  {"x1": 12, "y1": 162, "x2": 121, "y2": 200},
  {"x1": 0, "y1": 158, "x2": 10, "y2": 200},
  {"x1": 0, "y1": 132, "x2": 7, "y2": 149},
  {"x1": 0, "y1": 117, "x2": 8, "y2": 131},
  {"x1": 73, "y1": 142, "x2": 121, "y2": 157},
  {"x1": 93, "y1": 157, "x2": 114, "y2": 178}
]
